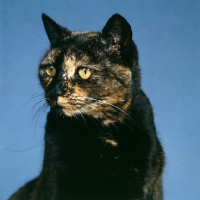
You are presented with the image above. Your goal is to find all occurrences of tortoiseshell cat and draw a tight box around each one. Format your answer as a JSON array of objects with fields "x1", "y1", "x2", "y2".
[{"x1": 10, "y1": 13, "x2": 165, "y2": 200}]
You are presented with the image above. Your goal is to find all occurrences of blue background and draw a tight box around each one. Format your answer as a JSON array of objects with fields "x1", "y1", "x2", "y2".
[{"x1": 0, "y1": 1, "x2": 200, "y2": 199}]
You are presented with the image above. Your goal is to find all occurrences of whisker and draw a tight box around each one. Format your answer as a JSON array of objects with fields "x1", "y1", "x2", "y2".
[
  {"x1": 30, "y1": 98, "x2": 47, "y2": 113},
  {"x1": 13, "y1": 93, "x2": 44, "y2": 113},
  {"x1": 55, "y1": 108, "x2": 63, "y2": 118},
  {"x1": 34, "y1": 104, "x2": 48, "y2": 124},
  {"x1": 71, "y1": 108, "x2": 80, "y2": 122},
  {"x1": 85, "y1": 97, "x2": 142, "y2": 130},
  {"x1": 88, "y1": 97, "x2": 133, "y2": 120},
  {"x1": 26, "y1": 93, "x2": 44, "y2": 105},
  {"x1": 81, "y1": 104, "x2": 109, "y2": 133},
  {"x1": 0, "y1": 141, "x2": 43, "y2": 153},
  {"x1": 28, "y1": 98, "x2": 49, "y2": 132},
  {"x1": 77, "y1": 109, "x2": 87, "y2": 125}
]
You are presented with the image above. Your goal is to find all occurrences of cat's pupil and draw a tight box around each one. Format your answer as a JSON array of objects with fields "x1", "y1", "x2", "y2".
[
  {"x1": 78, "y1": 67, "x2": 92, "y2": 80},
  {"x1": 46, "y1": 66, "x2": 56, "y2": 77}
]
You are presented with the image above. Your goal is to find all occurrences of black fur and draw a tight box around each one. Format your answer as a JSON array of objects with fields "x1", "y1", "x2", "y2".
[{"x1": 10, "y1": 13, "x2": 164, "y2": 200}]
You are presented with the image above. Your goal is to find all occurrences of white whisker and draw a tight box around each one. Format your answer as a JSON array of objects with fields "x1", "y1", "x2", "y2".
[
  {"x1": 77, "y1": 109, "x2": 87, "y2": 124},
  {"x1": 84, "y1": 97, "x2": 142, "y2": 130}
]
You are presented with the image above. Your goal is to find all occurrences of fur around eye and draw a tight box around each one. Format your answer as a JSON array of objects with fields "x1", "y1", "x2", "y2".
[
  {"x1": 78, "y1": 67, "x2": 92, "y2": 80},
  {"x1": 46, "y1": 66, "x2": 56, "y2": 77}
]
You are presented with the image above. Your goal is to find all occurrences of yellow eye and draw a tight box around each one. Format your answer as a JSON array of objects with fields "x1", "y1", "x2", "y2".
[
  {"x1": 46, "y1": 66, "x2": 56, "y2": 77},
  {"x1": 78, "y1": 68, "x2": 92, "y2": 80}
]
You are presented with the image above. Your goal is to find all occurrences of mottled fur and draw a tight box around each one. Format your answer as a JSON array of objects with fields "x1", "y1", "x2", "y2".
[{"x1": 10, "y1": 13, "x2": 165, "y2": 200}]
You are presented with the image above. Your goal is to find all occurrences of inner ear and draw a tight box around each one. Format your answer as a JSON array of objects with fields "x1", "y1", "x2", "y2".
[
  {"x1": 42, "y1": 13, "x2": 71, "y2": 46},
  {"x1": 102, "y1": 14, "x2": 132, "y2": 52}
]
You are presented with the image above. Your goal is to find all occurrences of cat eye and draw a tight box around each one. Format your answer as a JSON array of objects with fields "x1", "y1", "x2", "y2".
[
  {"x1": 46, "y1": 66, "x2": 56, "y2": 77},
  {"x1": 78, "y1": 67, "x2": 92, "y2": 80}
]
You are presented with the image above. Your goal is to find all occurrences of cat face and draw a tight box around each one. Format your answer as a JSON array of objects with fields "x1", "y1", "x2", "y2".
[{"x1": 39, "y1": 14, "x2": 140, "y2": 124}]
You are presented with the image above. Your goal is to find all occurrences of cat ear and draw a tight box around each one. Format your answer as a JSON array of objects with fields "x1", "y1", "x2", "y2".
[
  {"x1": 102, "y1": 14, "x2": 132, "y2": 53},
  {"x1": 41, "y1": 13, "x2": 70, "y2": 46}
]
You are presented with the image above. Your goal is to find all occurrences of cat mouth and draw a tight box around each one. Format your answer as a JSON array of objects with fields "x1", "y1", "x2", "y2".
[
  {"x1": 47, "y1": 96, "x2": 131, "y2": 125},
  {"x1": 52, "y1": 96, "x2": 107, "y2": 120},
  {"x1": 55, "y1": 96, "x2": 90, "y2": 117}
]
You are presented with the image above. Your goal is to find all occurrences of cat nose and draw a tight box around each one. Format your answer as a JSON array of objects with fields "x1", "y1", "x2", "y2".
[{"x1": 48, "y1": 85, "x2": 64, "y2": 102}]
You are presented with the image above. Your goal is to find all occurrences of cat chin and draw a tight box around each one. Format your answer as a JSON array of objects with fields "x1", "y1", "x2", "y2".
[
  {"x1": 58, "y1": 107, "x2": 124, "y2": 126},
  {"x1": 54, "y1": 96, "x2": 128, "y2": 125},
  {"x1": 61, "y1": 107, "x2": 81, "y2": 117}
]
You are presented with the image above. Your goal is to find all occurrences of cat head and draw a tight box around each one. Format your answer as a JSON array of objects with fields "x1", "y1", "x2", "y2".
[{"x1": 39, "y1": 13, "x2": 140, "y2": 125}]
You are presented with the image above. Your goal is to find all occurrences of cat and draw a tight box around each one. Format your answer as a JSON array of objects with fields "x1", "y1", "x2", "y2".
[{"x1": 10, "y1": 13, "x2": 165, "y2": 200}]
